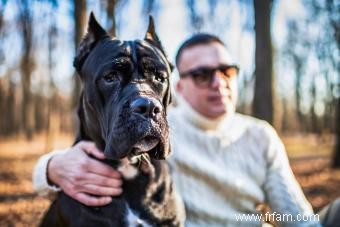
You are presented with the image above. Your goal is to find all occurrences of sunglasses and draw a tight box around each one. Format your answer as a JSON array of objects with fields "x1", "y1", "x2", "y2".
[{"x1": 180, "y1": 64, "x2": 239, "y2": 88}]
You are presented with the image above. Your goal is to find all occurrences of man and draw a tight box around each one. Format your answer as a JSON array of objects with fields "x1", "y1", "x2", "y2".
[{"x1": 34, "y1": 34, "x2": 321, "y2": 226}]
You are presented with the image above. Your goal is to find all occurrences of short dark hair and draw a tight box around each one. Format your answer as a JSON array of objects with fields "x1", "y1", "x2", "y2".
[{"x1": 175, "y1": 33, "x2": 225, "y2": 67}]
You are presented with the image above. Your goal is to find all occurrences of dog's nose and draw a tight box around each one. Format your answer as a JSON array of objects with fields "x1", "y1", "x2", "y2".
[{"x1": 130, "y1": 97, "x2": 162, "y2": 119}]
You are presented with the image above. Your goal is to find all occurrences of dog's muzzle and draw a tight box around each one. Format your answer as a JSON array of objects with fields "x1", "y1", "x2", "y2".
[
  {"x1": 130, "y1": 97, "x2": 163, "y2": 120},
  {"x1": 129, "y1": 97, "x2": 163, "y2": 154},
  {"x1": 103, "y1": 96, "x2": 169, "y2": 160}
]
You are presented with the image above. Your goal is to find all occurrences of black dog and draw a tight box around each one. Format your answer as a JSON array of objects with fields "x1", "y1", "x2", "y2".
[{"x1": 40, "y1": 13, "x2": 184, "y2": 227}]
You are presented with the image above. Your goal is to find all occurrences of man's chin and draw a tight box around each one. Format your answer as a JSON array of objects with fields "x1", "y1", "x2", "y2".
[
  {"x1": 207, "y1": 104, "x2": 235, "y2": 119},
  {"x1": 204, "y1": 107, "x2": 227, "y2": 119}
]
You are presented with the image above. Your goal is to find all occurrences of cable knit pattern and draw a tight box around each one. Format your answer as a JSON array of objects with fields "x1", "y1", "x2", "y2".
[
  {"x1": 166, "y1": 96, "x2": 320, "y2": 227},
  {"x1": 32, "y1": 149, "x2": 69, "y2": 195}
]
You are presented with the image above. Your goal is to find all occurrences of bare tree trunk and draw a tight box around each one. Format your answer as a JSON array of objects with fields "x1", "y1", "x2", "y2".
[
  {"x1": 252, "y1": 0, "x2": 274, "y2": 125},
  {"x1": 0, "y1": 2, "x2": 4, "y2": 30},
  {"x1": 21, "y1": 62, "x2": 34, "y2": 140},
  {"x1": 72, "y1": 0, "x2": 87, "y2": 109},
  {"x1": 186, "y1": 0, "x2": 204, "y2": 32},
  {"x1": 333, "y1": 97, "x2": 340, "y2": 168},
  {"x1": 0, "y1": 6, "x2": 3, "y2": 134},
  {"x1": 323, "y1": 72, "x2": 334, "y2": 132},
  {"x1": 0, "y1": 0, "x2": 5, "y2": 64},
  {"x1": 293, "y1": 55, "x2": 305, "y2": 132},
  {"x1": 310, "y1": 74, "x2": 319, "y2": 133},
  {"x1": 6, "y1": 80, "x2": 16, "y2": 135},
  {"x1": 106, "y1": 0, "x2": 116, "y2": 36},
  {"x1": 19, "y1": 1, "x2": 35, "y2": 140},
  {"x1": 45, "y1": 17, "x2": 58, "y2": 152},
  {"x1": 0, "y1": 79, "x2": 5, "y2": 135},
  {"x1": 281, "y1": 97, "x2": 289, "y2": 133},
  {"x1": 46, "y1": 95, "x2": 59, "y2": 152},
  {"x1": 34, "y1": 93, "x2": 47, "y2": 132}
]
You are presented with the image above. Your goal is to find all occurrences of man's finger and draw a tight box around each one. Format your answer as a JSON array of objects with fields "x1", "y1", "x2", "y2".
[
  {"x1": 81, "y1": 184, "x2": 123, "y2": 197},
  {"x1": 87, "y1": 159, "x2": 122, "y2": 179},
  {"x1": 74, "y1": 192, "x2": 112, "y2": 206},
  {"x1": 80, "y1": 173, "x2": 122, "y2": 188},
  {"x1": 78, "y1": 141, "x2": 105, "y2": 159}
]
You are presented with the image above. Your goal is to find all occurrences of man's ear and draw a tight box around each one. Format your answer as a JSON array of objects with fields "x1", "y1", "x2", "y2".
[
  {"x1": 176, "y1": 79, "x2": 183, "y2": 94},
  {"x1": 74, "y1": 12, "x2": 110, "y2": 72},
  {"x1": 144, "y1": 15, "x2": 174, "y2": 72}
]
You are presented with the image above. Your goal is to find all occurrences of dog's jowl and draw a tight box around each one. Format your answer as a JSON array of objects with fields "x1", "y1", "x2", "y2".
[{"x1": 40, "y1": 13, "x2": 184, "y2": 227}]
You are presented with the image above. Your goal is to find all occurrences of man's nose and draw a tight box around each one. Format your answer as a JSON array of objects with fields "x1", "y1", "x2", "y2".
[
  {"x1": 130, "y1": 97, "x2": 162, "y2": 119},
  {"x1": 210, "y1": 71, "x2": 228, "y2": 89}
]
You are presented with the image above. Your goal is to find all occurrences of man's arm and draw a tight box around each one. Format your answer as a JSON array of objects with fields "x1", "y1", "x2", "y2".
[
  {"x1": 33, "y1": 148, "x2": 67, "y2": 194},
  {"x1": 32, "y1": 141, "x2": 123, "y2": 206},
  {"x1": 263, "y1": 126, "x2": 320, "y2": 227}
]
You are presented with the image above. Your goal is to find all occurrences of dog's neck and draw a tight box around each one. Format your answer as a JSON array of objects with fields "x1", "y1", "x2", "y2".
[{"x1": 75, "y1": 94, "x2": 106, "y2": 151}]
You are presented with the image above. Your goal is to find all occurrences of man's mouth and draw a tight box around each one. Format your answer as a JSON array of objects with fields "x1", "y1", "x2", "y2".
[{"x1": 208, "y1": 95, "x2": 225, "y2": 103}]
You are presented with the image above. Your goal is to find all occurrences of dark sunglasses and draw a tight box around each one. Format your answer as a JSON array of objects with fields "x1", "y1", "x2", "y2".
[{"x1": 180, "y1": 64, "x2": 239, "y2": 88}]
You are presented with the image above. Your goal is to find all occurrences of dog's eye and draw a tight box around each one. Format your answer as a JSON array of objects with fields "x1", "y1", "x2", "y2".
[
  {"x1": 154, "y1": 72, "x2": 166, "y2": 83},
  {"x1": 103, "y1": 71, "x2": 120, "y2": 83}
]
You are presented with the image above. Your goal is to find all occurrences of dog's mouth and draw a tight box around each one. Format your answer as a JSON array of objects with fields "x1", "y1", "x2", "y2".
[
  {"x1": 131, "y1": 136, "x2": 159, "y2": 155},
  {"x1": 104, "y1": 116, "x2": 170, "y2": 160}
]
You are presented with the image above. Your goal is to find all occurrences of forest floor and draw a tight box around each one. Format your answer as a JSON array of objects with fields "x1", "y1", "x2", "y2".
[{"x1": 0, "y1": 133, "x2": 339, "y2": 226}]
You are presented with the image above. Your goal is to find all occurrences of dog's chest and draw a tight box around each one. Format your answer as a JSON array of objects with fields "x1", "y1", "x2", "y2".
[
  {"x1": 118, "y1": 159, "x2": 139, "y2": 179},
  {"x1": 119, "y1": 159, "x2": 152, "y2": 226},
  {"x1": 126, "y1": 205, "x2": 152, "y2": 227}
]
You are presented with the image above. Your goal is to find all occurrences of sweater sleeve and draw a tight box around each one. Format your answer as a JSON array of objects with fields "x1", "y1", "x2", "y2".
[
  {"x1": 262, "y1": 125, "x2": 321, "y2": 227},
  {"x1": 32, "y1": 149, "x2": 69, "y2": 196}
]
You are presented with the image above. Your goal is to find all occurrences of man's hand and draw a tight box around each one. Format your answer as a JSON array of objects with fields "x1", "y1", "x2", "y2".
[{"x1": 47, "y1": 141, "x2": 122, "y2": 206}]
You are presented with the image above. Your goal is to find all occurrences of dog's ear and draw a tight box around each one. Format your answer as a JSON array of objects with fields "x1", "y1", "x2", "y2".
[
  {"x1": 144, "y1": 15, "x2": 174, "y2": 72},
  {"x1": 145, "y1": 16, "x2": 173, "y2": 108},
  {"x1": 144, "y1": 15, "x2": 161, "y2": 48},
  {"x1": 74, "y1": 12, "x2": 110, "y2": 72},
  {"x1": 74, "y1": 92, "x2": 90, "y2": 144},
  {"x1": 163, "y1": 82, "x2": 172, "y2": 109}
]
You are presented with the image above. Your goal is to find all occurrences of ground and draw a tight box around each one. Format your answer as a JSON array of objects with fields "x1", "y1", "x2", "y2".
[{"x1": 0, "y1": 133, "x2": 339, "y2": 226}]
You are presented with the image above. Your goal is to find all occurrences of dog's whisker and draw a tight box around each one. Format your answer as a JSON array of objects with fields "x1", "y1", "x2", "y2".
[{"x1": 154, "y1": 147, "x2": 159, "y2": 159}]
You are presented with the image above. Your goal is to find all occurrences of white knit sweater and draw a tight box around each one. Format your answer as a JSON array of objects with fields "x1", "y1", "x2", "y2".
[
  {"x1": 166, "y1": 96, "x2": 320, "y2": 227},
  {"x1": 32, "y1": 97, "x2": 320, "y2": 227}
]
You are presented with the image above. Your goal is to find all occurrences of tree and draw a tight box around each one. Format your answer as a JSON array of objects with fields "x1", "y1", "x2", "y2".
[
  {"x1": 5, "y1": 78, "x2": 17, "y2": 135},
  {"x1": 0, "y1": 79, "x2": 5, "y2": 134},
  {"x1": 18, "y1": 0, "x2": 35, "y2": 140},
  {"x1": 333, "y1": 97, "x2": 340, "y2": 168},
  {"x1": 45, "y1": 8, "x2": 58, "y2": 151},
  {"x1": 0, "y1": 0, "x2": 6, "y2": 135},
  {"x1": 283, "y1": 20, "x2": 309, "y2": 132},
  {"x1": 72, "y1": 0, "x2": 87, "y2": 109},
  {"x1": 323, "y1": 0, "x2": 340, "y2": 168},
  {"x1": 281, "y1": 0, "x2": 339, "y2": 164},
  {"x1": 185, "y1": 0, "x2": 218, "y2": 32},
  {"x1": 106, "y1": 0, "x2": 116, "y2": 36},
  {"x1": 252, "y1": 0, "x2": 274, "y2": 125}
]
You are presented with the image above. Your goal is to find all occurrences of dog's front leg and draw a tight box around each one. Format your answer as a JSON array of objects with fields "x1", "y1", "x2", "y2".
[{"x1": 123, "y1": 159, "x2": 184, "y2": 227}]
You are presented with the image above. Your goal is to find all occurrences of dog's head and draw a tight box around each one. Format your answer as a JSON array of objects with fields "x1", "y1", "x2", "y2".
[{"x1": 74, "y1": 13, "x2": 173, "y2": 160}]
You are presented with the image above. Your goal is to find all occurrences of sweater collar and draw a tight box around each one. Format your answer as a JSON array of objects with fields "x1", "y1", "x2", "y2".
[{"x1": 176, "y1": 95, "x2": 234, "y2": 131}]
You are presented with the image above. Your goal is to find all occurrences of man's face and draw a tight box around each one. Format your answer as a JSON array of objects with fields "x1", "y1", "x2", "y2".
[{"x1": 177, "y1": 42, "x2": 238, "y2": 119}]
